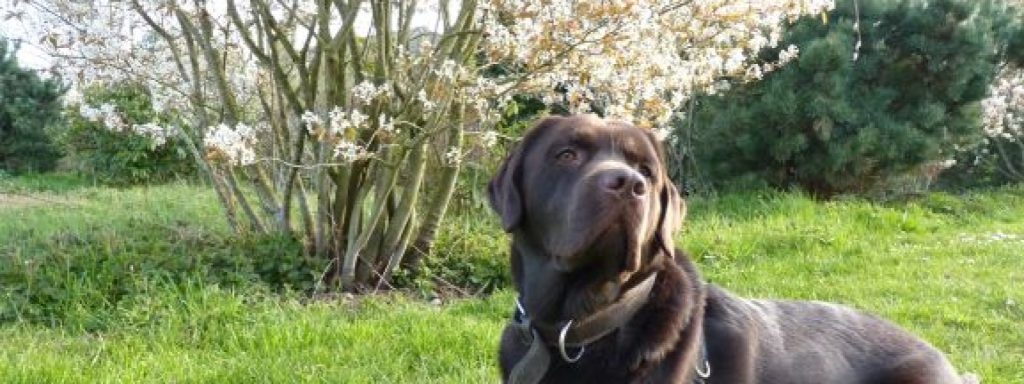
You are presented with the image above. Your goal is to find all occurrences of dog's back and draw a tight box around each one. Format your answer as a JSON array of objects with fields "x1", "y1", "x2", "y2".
[{"x1": 703, "y1": 284, "x2": 964, "y2": 384}]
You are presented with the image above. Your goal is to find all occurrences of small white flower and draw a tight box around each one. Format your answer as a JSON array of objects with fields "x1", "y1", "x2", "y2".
[
  {"x1": 378, "y1": 113, "x2": 399, "y2": 135},
  {"x1": 481, "y1": 131, "x2": 499, "y2": 148},
  {"x1": 352, "y1": 81, "x2": 378, "y2": 104},
  {"x1": 204, "y1": 122, "x2": 258, "y2": 166},
  {"x1": 301, "y1": 111, "x2": 321, "y2": 131},
  {"x1": 329, "y1": 106, "x2": 350, "y2": 135},
  {"x1": 132, "y1": 122, "x2": 169, "y2": 147},
  {"x1": 438, "y1": 60, "x2": 458, "y2": 80},
  {"x1": 333, "y1": 140, "x2": 365, "y2": 162},
  {"x1": 651, "y1": 127, "x2": 671, "y2": 142},
  {"x1": 778, "y1": 44, "x2": 800, "y2": 65},
  {"x1": 98, "y1": 103, "x2": 117, "y2": 116},
  {"x1": 102, "y1": 111, "x2": 127, "y2": 132},
  {"x1": 349, "y1": 109, "x2": 369, "y2": 128},
  {"x1": 79, "y1": 104, "x2": 102, "y2": 122},
  {"x1": 443, "y1": 146, "x2": 461, "y2": 166},
  {"x1": 417, "y1": 89, "x2": 436, "y2": 112},
  {"x1": 745, "y1": 64, "x2": 764, "y2": 81},
  {"x1": 724, "y1": 49, "x2": 746, "y2": 72},
  {"x1": 605, "y1": 104, "x2": 631, "y2": 120},
  {"x1": 541, "y1": 93, "x2": 560, "y2": 106},
  {"x1": 418, "y1": 39, "x2": 434, "y2": 55},
  {"x1": 235, "y1": 122, "x2": 255, "y2": 137}
]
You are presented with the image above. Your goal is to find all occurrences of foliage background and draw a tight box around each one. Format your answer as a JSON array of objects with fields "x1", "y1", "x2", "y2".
[
  {"x1": 673, "y1": 0, "x2": 1022, "y2": 196},
  {"x1": 0, "y1": 39, "x2": 65, "y2": 174},
  {"x1": 60, "y1": 83, "x2": 195, "y2": 185}
]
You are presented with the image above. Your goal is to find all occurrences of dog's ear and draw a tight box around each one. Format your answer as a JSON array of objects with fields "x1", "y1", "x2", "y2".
[
  {"x1": 656, "y1": 180, "x2": 685, "y2": 253},
  {"x1": 488, "y1": 143, "x2": 525, "y2": 232},
  {"x1": 488, "y1": 117, "x2": 564, "y2": 232},
  {"x1": 640, "y1": 128, "x2": 685, "y2": 255}
]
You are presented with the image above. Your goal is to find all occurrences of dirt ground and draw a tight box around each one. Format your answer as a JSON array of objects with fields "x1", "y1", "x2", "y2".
[{"x1": 0, "y1": 192, "x2": 76, "y2": 208}]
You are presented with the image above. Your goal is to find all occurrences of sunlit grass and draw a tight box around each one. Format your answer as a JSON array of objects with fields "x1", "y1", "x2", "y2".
[{"x1": 1, "y1": 174, "x2": 1021, "y2": 382}]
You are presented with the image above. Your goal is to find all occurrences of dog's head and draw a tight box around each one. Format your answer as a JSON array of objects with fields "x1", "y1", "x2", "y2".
[{"x1": 489, "y1": 115, "x2": 684, "y2": 291}]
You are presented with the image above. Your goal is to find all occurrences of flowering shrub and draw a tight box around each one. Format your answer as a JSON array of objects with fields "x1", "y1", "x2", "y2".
[
  {"x1": 61, "y1": 83, "x2": 193, "y2": 185},
  {"x1": 10, "y1": 0, "x2": 832, "y2": 290},
  {"x1": 977, "y1": 65, "x2": 1024, "y2": 182},
  {"x1": 478, "y1": 0, "x2": 831, "y2": 132},
  {"x1": 939, "y1": 0, "x2": 1024, "y2": 188}
]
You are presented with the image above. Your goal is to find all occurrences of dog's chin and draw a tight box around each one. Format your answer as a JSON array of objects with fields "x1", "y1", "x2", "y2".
[{"x1": 548, "y1": 209, "x2": 648, "y2": 281}]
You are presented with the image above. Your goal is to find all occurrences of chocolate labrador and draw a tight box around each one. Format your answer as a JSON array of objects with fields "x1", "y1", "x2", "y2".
[{"x1": 488, "y1": 115, "x2": 972, "y2": 384}]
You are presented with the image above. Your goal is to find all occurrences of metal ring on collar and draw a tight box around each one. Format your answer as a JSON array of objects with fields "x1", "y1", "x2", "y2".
[
  {"x1": 695, "y1": 359, "x2": 711, "y2": 378},
  {"x1": 557, "y1": 320, "x2": 585, "y2": 363}
]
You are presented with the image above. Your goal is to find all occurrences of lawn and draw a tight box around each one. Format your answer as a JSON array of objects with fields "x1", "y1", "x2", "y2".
[{"x1": 1, "y1": 174, "x2": 1022, "y2": 383}]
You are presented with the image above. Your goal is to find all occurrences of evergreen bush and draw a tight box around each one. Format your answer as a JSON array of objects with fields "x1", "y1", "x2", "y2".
[
  {"x1": 676, "y1": 0, "x2": 1017, "y2": 196},
  {"x1": 0, "y1": 39, "x2": 65, "y2": 173}
]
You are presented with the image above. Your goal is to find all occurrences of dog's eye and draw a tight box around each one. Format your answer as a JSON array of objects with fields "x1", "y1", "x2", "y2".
[
  {"x1": 639, "y1": 165, "x2": 654, "y2": 178},
  {"x1": 555, "y1": 148, "x2": 578, "y2": 163}
]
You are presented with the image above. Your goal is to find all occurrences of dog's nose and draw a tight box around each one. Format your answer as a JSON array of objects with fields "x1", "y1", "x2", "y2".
[{"x1": 598, "y1": 169, "x2": 647, "y2": 198}]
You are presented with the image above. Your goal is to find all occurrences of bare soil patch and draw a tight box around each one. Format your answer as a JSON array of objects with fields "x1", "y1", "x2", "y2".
[{"x1": 0, "y1": 192, "x2": 78, "y2": 208}]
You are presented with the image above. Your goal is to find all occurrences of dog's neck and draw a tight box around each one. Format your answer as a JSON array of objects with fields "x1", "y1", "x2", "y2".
[
  {"x1": 509, "y1": 241, "x2": 710, "y2": 380},
  {"x1": 510, "y1": 235, "x2": 671, "y2": 326},
  {"x1": 622, "y1": 251, "x2": 707, "y2": 377}
]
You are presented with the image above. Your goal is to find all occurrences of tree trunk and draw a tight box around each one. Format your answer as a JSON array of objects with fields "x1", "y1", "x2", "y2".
[{"x1": 402, "y1": 123, "x2": 463, "y2": 274}]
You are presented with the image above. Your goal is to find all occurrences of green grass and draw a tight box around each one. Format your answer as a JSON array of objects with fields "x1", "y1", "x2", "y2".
[
  {"x1": 0, "y1": 286, "x2": 511, "y2": 383},
  {"x1": 684, "y1": 190, "x2": 1024, "y2": 381},
  {"x1": 1, "y1": 173, "x2": 1022, "y2": 382}
]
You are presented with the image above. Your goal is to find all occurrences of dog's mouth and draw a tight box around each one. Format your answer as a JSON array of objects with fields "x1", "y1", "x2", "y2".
[{"x1": 548, "y1": 200, "x2": 650, "y2": 278}]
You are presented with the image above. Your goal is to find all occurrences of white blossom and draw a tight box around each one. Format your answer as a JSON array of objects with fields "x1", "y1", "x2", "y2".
[
  {"x1": 77, "y1": 102, "x2": 171, "y2": 146},
  {"x1": 204, "y1": 122, "x2": 258, "y2": 166},
  {"x1": 349, "y1": 109, "x2": 369, "y2": 128},
  {"x1": 982, "y1": 66, "x2": 1024, "y2": 141},
  {"x1": 301, "y1": 111, "x2": 322, "y2": 131},
  {"x1": 327, "y1": 107, "x2": 373, "y2": 136},
  {"x1": 651, "y1": 127, "x2": 672, "y2": 142},
  {"x1": 480, "y1": 131, "x2": 499, "y2": 148},
  {"x1": 17, "y1": 0, "x2": 835, "y2": 170},
  {"x1": 443, "y1": 146, "x2": 461, "y2": 166},
  {"x1": 329, "y1": 106, "x2": 351, "y2": 135},
  {"x1": 352, "y1": 81, "x2": 379, "y2": 104},
  {"x1": 480, "y1": 0, "x2": 834, "y2": 126},
  {"x1": 437, "y1": 60, "x2": 459, "y2": 81},
  {"x1": 333, "y1": 140, "x2": 366, "y2": 163},
  {"x1": 417, "y1": 89, "x2": 436, "y2": 112},
  {"x1": 744, "y1": 64, "x2": 765, "y2": 81},
  {"x1": 777, "y1": 45, "x2": 800, "y2": 66},
  {"x1": 78, "y1": 104, "x2": 101, "y2": 122},
  {"x1": 378, "y1": 113, "x2": 396, "y2": 134},
  {"x1": 132, "y1": 122, "x2": 170, "y2": 147}
]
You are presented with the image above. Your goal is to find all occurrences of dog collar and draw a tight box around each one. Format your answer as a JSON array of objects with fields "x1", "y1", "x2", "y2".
[
  {"x1": 531, "y1": 272, "x2": 659, "y2": 350},
  {"x1": 694, "y1": 329, "x2": 712, "y2": 383},
  {"x1": 507, "y1": 273, "x2": 659, "y2": 384}
]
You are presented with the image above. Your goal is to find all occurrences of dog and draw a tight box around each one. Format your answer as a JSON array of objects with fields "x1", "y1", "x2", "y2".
[{"x1": 488, "y1": 115, "x2": 973, "y2": 383}]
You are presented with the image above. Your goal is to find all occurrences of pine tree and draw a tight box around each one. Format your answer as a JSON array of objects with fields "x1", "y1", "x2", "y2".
[
  {"x1": 0, "y1": 38, "x2": 65, "y2": 173},
  {"x1": 678, "y1": 0, "x2": 1019, "y2": 196}
]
